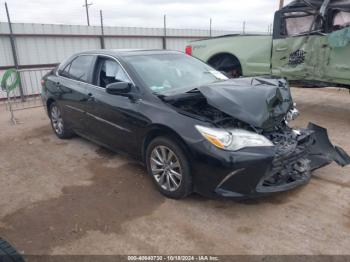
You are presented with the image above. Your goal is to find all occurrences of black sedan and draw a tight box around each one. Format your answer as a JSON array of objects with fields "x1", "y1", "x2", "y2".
[{"x1": 41, "y1": 50, "x2": 350, "y2": 199}]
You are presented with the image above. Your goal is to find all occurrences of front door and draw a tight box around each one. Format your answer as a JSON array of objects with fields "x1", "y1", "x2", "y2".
[
  {"x1": 271, "y1": 9, "x2": 325, "y2": 83},
  {"x1": 84, "y1": 56, "x2": 141, "y2": 155}
]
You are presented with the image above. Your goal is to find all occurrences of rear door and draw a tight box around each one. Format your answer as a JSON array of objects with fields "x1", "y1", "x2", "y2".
[
  {"x1": 57, "y1": 55, "x2": 96, "y2": 133},
  {"x1": 271, "y1": 9, "x2": 326, "y2": 82}
]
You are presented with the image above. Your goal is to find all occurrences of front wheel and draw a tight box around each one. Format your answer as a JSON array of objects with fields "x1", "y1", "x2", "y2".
[{"x1": 146, "y1": 136, "x2": 192, "y2": 199}]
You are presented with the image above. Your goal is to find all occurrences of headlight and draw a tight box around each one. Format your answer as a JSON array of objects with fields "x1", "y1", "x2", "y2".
[{"x1": 195, "y1": 125, "x2": 273, "y2": 151}]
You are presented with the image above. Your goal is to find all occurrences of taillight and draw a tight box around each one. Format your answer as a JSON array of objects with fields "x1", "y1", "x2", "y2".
[{"x1": 185, "y1": 45, "x2": 192, "y2": 56}]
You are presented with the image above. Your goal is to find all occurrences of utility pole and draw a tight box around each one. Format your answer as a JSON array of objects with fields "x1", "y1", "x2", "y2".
[
  {"x1": 100, "y1": 10, "x2": 105, "y2": 49},
  {"x1": 279, "y1": 0, "x2": 284, "y2": 9},
  {"x1": 268, "y1": 24, "x2": 273, "y2": 34},
  {"x1": 5, "y1": 2, "x2": 24, "y2": 101},
  {"x1": 163, "y1": 15, "x2": 167, "y2": 50},
  {"x1": 242, "y1": 21, "x2": 246, "y2": 34},
  {"x1": 83, "y1": 0, "x2": 93, "y2": 26},
  {"x1": 209, "y1": 18, "x2": 212, "y2": 37}
]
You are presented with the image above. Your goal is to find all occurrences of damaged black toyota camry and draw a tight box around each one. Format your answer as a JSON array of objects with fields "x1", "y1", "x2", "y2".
[{"x1": 41, "y1": 50, "x2": 350, "y2": 199}]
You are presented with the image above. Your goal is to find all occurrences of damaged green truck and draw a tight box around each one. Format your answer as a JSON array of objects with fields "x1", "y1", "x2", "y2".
[{"x1": 186, "y1": 0, "x2": 350, "y2": 88}]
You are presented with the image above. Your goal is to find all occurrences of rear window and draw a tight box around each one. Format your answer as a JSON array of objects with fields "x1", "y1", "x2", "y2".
[{"x1": 61, "y1": 55, "x2": 95, "y2": 83}]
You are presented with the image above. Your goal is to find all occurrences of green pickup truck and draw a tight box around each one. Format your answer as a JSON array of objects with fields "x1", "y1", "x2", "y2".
[{"x1": 187, "y1": 0, "x2": 350, "y2": 88}]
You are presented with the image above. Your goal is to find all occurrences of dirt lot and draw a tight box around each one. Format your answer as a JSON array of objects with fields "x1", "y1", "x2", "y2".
[{"x1": 0, "y1": 87, "x2": 349, "y2": 255}]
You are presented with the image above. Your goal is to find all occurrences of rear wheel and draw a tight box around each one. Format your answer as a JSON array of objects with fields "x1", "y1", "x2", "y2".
[
  {"x1": 145, "y1": 136, "x2": 192, "y2": 199},
  {"x1": 49, "y1": 102, "x2": 74, "y2": 139}
]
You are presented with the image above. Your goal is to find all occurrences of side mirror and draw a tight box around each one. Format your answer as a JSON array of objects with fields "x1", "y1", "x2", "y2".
[{"x1": 106, "y1": 82, "x2": 132, "y2": 96}]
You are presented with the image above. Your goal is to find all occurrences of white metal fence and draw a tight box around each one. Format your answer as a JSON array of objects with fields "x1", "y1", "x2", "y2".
[
  {"x1": 0, "y1": 22, "x2": 243, "y2": 68},
  {"x1": 0, "y1": 22, "x2": 267, "y2": 122},
  {"x1": 0, "y1": 22, "x2": 252, "y2": 100}
]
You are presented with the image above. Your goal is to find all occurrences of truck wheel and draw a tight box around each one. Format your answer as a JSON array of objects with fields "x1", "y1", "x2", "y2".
[
  {"x1": 0, "y1": 238, "x2": 25, "y2": 262},
  {"x1": 208, "y1": 53, "x2": 242, "y2": 78}
]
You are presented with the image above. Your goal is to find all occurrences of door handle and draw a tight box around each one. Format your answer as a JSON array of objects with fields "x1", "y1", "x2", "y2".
[
  {"x1": 276, "y1": 47, "x2": 288, "y2": 52},
  {"x1": 55, "y1": 82, "x2": 60, "y2": 87}
]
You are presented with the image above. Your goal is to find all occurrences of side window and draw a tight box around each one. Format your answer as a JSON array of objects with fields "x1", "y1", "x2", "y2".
[
  {"x1": 60, "y1": 63, "x2": 71, "y2": 78},
  {"x1": 95, "y1": 57, "x2": 130, "y2": 88},
  {"x1": 333, "y1": 11, "x2": 350, "y2": 31},
  {"x1": 282, "y1": 12, "x2": 316, "y2": 37},
  {"x1": 61, "y1": 55, "x2": 95, "y2": 83},
  {"x1": 69, "y1": 56, "x2": 95, "y2": 82}
]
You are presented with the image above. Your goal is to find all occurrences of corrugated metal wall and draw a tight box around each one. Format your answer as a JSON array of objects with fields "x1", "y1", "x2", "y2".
[
  {"x1": 0, "y1": 22, "x2": 264, "y2": 99},
  {"x1": 0, "y1": 22, "x2": 240, "y2": 69}
]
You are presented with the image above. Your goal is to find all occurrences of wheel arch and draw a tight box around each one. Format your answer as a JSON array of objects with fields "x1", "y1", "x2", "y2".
[
  {"x1": 141, "y1": 124, "x2": 192, "y2": 163},
  {"x1": 207, "y1": 52, "x2": 243, "y2": 76}
]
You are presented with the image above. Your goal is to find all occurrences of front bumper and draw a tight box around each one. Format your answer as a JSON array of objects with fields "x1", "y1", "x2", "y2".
[{"x1": 189, "y1": 123, "x2": 350, "y2": 199}]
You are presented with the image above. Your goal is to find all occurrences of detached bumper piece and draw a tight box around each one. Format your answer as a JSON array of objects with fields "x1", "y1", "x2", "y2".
[{"x1": 308, "y1": 123, "x2": 350, "y2": 169}]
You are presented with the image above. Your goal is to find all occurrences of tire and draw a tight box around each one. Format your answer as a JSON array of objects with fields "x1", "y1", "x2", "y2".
[
  {"x1": 0, "y1": 238, "x2": 25, "y2": 262},
  {"x1": 49, "y1": 102, "x2": 74, "y2": 139},
  {"x1": 145, "y1": 136, "x2": 192, "y2": 199}
]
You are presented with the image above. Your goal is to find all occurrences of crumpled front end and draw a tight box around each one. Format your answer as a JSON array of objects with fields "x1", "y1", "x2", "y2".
[
  {"x1": 256, "y1": 128, "x2": 314, "y2": 194},
  {"x1": 197, "y1": 77, "x2": 294, "y2": 131},
  {"x1": 209, "y1": 123, "x2": 350, "y2": 198},
  {"x1": 162, "y1": 76, "x2": 350, "y2": 198}
]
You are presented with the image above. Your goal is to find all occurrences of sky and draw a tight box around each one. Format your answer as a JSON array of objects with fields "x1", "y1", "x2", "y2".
[{"x1": 0, "y1": 0, "x2": 294, "y2": 32}]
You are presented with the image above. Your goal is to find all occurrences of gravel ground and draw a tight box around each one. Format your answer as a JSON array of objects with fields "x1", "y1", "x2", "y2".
[{"x1": 0, "y1": 87, "x2": 349, "y2": 255}]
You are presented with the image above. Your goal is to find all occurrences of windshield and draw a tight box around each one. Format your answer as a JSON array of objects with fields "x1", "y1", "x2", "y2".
[{"x1": 123, "y1": 53, "x2": 228, "y2": 94}]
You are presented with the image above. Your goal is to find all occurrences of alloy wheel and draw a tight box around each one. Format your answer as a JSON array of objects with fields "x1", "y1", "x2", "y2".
[
  {"x1": 51, "y1": 105, "x2": 64, "y2": 135},
  {"x1": 150, "y1": 145, "x2": 182, "y2": 192}
]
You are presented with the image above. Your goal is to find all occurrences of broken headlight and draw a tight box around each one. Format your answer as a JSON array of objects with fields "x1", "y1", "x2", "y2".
[{"x1": 195, "y1": 125, "x2": 273, "y2": 151}]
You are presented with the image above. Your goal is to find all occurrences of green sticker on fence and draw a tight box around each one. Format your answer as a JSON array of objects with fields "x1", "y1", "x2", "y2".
[{"x1": 1, "y1": 68, "x2": 20, "y2": 92}]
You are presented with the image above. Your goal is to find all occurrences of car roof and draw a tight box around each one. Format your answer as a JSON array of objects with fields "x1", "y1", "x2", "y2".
[{"x1": 78, "y1": 49, "x2": 184, "y2": 58}]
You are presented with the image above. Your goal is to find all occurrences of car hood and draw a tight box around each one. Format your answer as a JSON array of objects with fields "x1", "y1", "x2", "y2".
[{"x1": 196, "y1": 77, "x2": 293, "y2": 130}]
